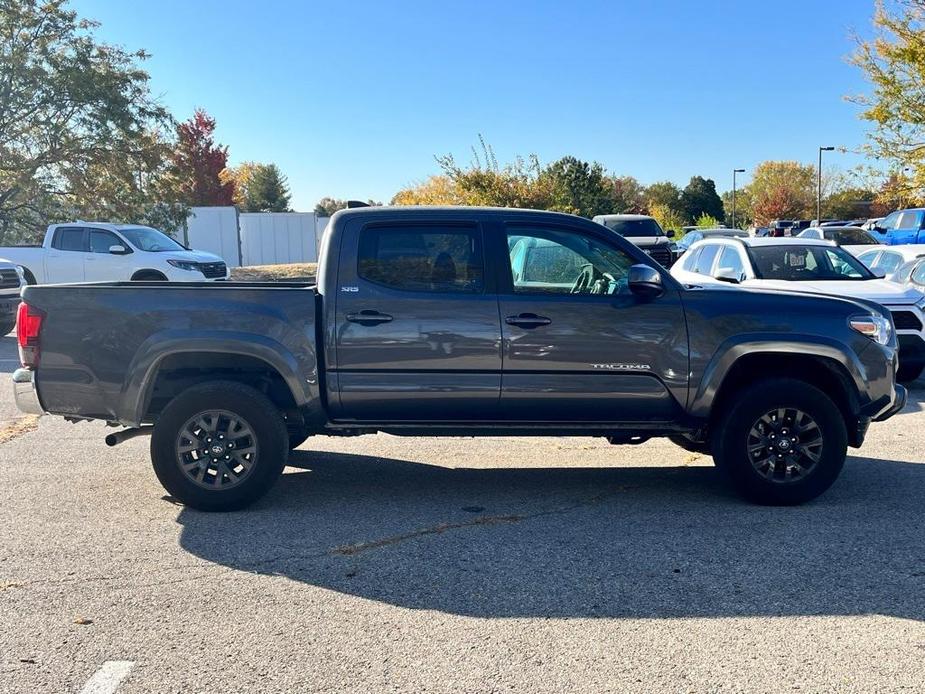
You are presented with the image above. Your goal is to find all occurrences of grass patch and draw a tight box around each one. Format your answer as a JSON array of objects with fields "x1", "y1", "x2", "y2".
[{"x1": 230, "y1": 263, "x2": 317, "y2": 282}]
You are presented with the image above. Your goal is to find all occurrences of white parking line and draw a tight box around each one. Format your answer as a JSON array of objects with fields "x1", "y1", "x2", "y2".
[{"x1": 78, "y1": 661, "x2": 135, "y2": 694}]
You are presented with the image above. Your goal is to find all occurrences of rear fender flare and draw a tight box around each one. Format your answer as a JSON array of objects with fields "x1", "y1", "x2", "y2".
[{"x1": 123, "y1": 330, "x2": 315, "y2": 425}]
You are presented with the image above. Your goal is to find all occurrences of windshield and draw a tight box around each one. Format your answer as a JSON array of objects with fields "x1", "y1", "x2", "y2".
[
  {"x1": 118, "y1": 226, "x2": 186, "y2": 252},
  {"x1": 823, "y1": 228, "x2": 876, "y2": 245},
  {"x1": 749, "y1": 245, "x2": 874, "y2": 281},
  {"x1": 602, "y1": 218, "x2": 664, "y2": 238}
]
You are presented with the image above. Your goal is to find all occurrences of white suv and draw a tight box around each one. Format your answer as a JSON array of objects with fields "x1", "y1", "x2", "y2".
[{"x1": 671, "y1": 236, "x2": 925, "y2": 382}]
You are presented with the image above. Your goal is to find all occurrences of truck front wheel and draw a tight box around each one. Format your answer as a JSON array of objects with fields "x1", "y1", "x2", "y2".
[
  {"x1": 150, "y1": 381, "x2": 288, "y2": 511},
  {"x1": 712, "y1": 378, "x2": 847, "y2": 505}
]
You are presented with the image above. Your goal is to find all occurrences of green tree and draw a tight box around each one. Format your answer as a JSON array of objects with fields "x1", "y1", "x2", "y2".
[
  {"x1": 540, "y1": 156, "x2": 613, "y2": 217},
  {"x1": 644, "y1": 181, "x2": 683, "y2": 215},
  {"x1": 648, "y1": 202, "x2": 686, "y2": 235},
  {"x1": 607, "y1": 175, "x2": 647, "y2": 213},
  {"x1": 823, "y1": 187, "x2": 877, "y2": 219},
  {"x1": 851, "y1": 0, "x2": 925, "y2": 196},
  {"x1": 0, "y1": 0, "x2": 182, "y2": 243},
  {"x1": 313, "y1": 197, "x2": 382, "y2": 216},
  {"x1": 695, "y1": 212, "x2": 722, "y2": 228},
  {"x1": 242, "y1": 164, "x2": 291, "y2": 212},
  {"x1": 680, "y1": 176, "x2": 725, "y2": 223},
  {"x1": 721, "y1": 188, "x2": 753, "y2": 228}
]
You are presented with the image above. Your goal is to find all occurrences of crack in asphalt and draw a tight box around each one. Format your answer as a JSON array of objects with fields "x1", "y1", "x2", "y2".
[{"x1": 4, "y1": 488, "x2": 637, "y2": 593}]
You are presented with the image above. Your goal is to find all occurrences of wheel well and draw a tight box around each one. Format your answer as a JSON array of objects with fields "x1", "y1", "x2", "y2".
[
  {"x1": 143, "y1": 352, "x2": 297, "y2": 421},
  {"x1": 131, "y1": 269, "x2": 168, "y2": 281},
  {"x1": 711, "y1": 353, "x2": 858, "y2": 429},
  {"x1": 20, "y1": 266, "x2": 37, "y2": 285}
]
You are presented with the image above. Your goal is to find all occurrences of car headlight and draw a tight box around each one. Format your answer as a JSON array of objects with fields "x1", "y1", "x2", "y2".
[
  {"x1": 167, "y1": 259, "x2": 200, "y2": 272},
  {"x1": 849, "y1": 314, "x2": 893, "y2": 346},
  {"x1": 14, "y1": 265, "x2": 25, "y2": 282}
]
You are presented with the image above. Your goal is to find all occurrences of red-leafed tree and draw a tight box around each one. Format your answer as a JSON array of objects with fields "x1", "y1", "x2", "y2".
[{"x1": 169, "y1": 109, "x2": 235, "y2": 206}]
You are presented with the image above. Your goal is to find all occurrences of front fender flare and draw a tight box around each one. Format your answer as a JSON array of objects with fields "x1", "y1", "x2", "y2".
[{"x1": 689, "y1": 334, "x2": 868, "y2": 419}]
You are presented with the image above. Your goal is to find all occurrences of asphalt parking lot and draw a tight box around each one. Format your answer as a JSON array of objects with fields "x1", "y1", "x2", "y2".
[{"x1": 1, "y1": 331, "x2": 924, "y2": 693}]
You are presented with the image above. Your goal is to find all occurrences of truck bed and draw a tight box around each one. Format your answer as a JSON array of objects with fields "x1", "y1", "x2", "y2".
[{"x1": 23, "y1": 281, "x2": 320, "y2": 424}]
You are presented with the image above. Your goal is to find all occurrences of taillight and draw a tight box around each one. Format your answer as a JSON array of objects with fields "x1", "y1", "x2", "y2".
[{"x1": 17, "y1": 302, "x2": 44, "y2": 368}]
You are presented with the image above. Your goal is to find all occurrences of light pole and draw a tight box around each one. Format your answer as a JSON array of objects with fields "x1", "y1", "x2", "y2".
[
  {"x1": 732, "y1": 168, "x2": 745, "y2": 228},
  {"x1": 818, "y1": 146, "x2": 834, "y2": 223}
]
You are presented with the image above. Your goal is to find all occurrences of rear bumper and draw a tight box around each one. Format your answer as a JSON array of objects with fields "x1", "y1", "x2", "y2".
[{"x1": 12, "y1": 368, "x2": 43, "y2": 415}]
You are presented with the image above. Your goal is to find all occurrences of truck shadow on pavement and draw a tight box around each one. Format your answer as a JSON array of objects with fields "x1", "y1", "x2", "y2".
[{"x1": 177, "y1": 446, "x2": 925, "y2": 620}]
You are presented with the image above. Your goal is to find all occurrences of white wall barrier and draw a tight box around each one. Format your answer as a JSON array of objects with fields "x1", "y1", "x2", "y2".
[
  {"x1": 184, "y1": 206, "x2": 241, "y2": 267},
  {"x1": 185, "y1": 207, "x2": 328, "y2": 267}
]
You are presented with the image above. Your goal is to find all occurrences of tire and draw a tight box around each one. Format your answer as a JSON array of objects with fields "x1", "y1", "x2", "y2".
[
  {"x1": 897, "y1": 362, "x2": 924, "y2": 384},
  {"x1": 0, "y1": 319, "x2": 14, "y2": 336},
  {"x1": 668, "y1": 434, "x2": 712, "y2": 456},
  {"x1": 712, "y1": 378, "x2": 847, "y2": 505},
  {"x1": 150, "y1": 381, "x2": 288, "y2": 511}
]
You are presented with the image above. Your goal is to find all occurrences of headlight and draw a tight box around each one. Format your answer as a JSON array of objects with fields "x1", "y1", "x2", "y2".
[
  {"x1": 848, "y1": 314, "x2": 893, "y2": 346},
  {"x1": 14, "y1": 265, "x2": 25, "y2": 282},
  {"x1": 167, "y1": 259, "x2": 200, "y2": 272}
]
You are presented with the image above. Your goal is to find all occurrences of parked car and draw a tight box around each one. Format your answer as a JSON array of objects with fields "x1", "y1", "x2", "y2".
[
  {"x1": 13, "y1": 206, "x2": 906, "y2": 510},
  {"x1": 856, "y1": 245, "x2": 925, "y2": 278},
  {"x1": 672, "y1": 228, "x2": 749, "y2": 263},
  {"x1": 868, "y1": 208, "x2": 925, "y2": 245},
  {"x1": 670, "y1": 236, "x2": 925, "y2": 382},
  {"x1": 591, "y1": 214, "x2": 675, "y2": 267},
  {"x1": 796, "y1": 226, "x2": 880, "y2": 255},
  {"x1": 0, "y1": 257, "x2": 25, "y2": 335},
  {"x1": 0, "y1": 222, "x2": 230, "y2": 284},
  {"x1": 889, "y1": 256, "x2": 925, "y2": 293},
  {"x1": 767, "y1": 220, "x2": 796, "y2": 237}
]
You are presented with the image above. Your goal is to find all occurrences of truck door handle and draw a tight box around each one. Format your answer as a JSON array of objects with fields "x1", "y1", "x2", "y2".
[
  {"x1": 346, "y1": 310, "x2": 393, "y2": 326},
  {"x1": 505, "y1": 313, "x2": 552, "y2": 328}
]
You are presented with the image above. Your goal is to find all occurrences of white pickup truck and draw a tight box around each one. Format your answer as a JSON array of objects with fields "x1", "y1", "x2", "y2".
[
  {"x1": 0, "y1": 222, "x2": 230, "y2": 285},
  {"x1": 0, "y1": 256, "x2": 25, "y2": 335}
]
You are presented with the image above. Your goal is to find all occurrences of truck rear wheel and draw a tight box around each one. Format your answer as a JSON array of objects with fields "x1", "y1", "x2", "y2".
[
  {"x1": 150, "y1": 381, "x2": 288, "y2": 511},
  {"x1": 712, "y1": 378, "x2": 847, "y2": 505}
]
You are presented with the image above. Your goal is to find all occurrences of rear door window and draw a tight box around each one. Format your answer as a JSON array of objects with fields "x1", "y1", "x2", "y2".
[
  {"x1": 52, "y1": 227, "x2": 86, "y2": 252},
  {"x1": 357, "y1": 225, "x2": 483, "y2": 293},
  {"x1": 692, "y1": 244, "x2": 720, "y2": 275}
]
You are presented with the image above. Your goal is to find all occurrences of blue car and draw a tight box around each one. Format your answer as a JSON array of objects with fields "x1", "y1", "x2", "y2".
[{"x1": 870, "y1": 208, "x2": 925, "y2": 245}]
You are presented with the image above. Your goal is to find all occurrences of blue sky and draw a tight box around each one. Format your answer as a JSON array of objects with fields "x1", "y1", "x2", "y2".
[{"x1": 78, "y1": 0, "x2": 880, "y2": 211}]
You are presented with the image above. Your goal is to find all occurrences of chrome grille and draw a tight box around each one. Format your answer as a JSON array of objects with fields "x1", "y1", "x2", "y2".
[
  {"x1": 644, "y1": 245, "x2": 674, "y2": 268},
  {"x1": 0, "y1": 269, "x2": 19, "y2": 289},
  {"x1": 199, "y1": 262, "x2": 227, "y2": 279}
]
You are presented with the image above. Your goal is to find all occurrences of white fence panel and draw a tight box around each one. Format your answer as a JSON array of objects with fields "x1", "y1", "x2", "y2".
[
  {"x1": 239, "y1": 212, "x2": 318, "y2": 266},
  {"x1": 185, "y1": 206, "x2": 241, "y2": 267}
]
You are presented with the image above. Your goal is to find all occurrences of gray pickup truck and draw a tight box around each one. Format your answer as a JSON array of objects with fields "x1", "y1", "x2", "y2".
[{"x1": 13, "y1": 207, "x2": 906, "y2": 510}]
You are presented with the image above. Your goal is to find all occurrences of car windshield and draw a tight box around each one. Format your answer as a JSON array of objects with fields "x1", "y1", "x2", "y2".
[
  {"x1": 823, "y1": 228, "x2": 876, "y2": 245},
  {"x1": 749, "y1": 244, "x2": 874, "y2": 281},
  {"x1": 118, "y1": 226, "x2": 186, "y2": 252},
  {"x1": 602, "y1": 219, "x2": 664, "y2": 238}
]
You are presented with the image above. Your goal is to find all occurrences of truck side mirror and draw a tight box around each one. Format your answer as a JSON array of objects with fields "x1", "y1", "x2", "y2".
[
  {"x1": 628, "y1": 264, "x2": 664, "y2": 298},
  {"x1": 715, "y1": 268, "x2": 742, "y2": 284},
  {"x1": 665, "y1": 229, "x2": 675, "y2": 238},
  {"x1": 109, "y1": 245, "x2": 130, "y2": 255}
]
